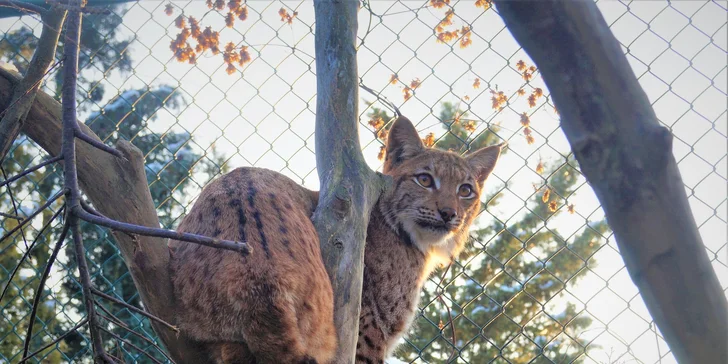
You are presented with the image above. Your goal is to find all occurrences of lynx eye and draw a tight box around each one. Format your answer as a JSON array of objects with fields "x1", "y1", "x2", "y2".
[
  {"x1": 414, "y1": 173, "x2": 434, "y2": 189},
  {"x1": 458, "y1": 184, "x2": 474, "y2": 198}
]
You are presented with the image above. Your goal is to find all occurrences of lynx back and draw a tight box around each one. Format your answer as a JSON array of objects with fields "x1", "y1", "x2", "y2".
[{"x1": 169, "y1": 168, "x2": 336, "y2": 364}]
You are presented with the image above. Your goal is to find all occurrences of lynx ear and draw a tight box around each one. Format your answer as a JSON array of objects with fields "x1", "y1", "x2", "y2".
[
  {"x1": 466, "y1": 142, "x2": 505, "y2": 184},
  {"x1": 384, "y1": 116, "x2": 424, "y2": 171}
]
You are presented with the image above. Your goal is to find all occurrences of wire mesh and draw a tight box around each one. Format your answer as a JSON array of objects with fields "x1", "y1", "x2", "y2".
[{"x1": 0, "y1": 0, "x2": 726, "y2": 363}]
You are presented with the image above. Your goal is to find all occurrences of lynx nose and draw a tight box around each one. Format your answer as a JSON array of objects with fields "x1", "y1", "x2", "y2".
[{"x1": 439, "y1": 208, "x2": 457, "y2": 223}]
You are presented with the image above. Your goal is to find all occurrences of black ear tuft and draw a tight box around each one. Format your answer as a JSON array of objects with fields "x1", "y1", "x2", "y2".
[
  {"x1": 465, "y1": 142, "x2": 504, "y2": 183},
  {"x1": 384, "y1": 116, "x2": 424, "y2": 172}
]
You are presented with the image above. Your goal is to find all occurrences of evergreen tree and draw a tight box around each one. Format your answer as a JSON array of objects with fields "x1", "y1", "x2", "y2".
[{"x1": 0, "y1": 9, "x2": 132, "y2": 109}]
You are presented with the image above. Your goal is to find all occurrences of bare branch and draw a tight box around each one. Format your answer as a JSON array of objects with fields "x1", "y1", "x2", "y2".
[
  {"x1": 75, "y1": 126, "x2": 124, "y2": 159},
  {"x1": 91, "y1": 288, "x2": 180, "y2": 334},
  {"x1": 0, "y1": 189, "x2": 64, "y2": 244},
  {"x1": 18, "y1": 318, "x2": 89, "y2": 364},
  {"x1": 493, "y1": 1, "x2": 728, "y2": 362},
  {"x1": 61, "y1": 4, "x2": 109, "y2": 361},
  {"x1": 22, "y1": 217, "x2": 70, "y2": 358},
  {"x1": 0, "y1": 211, "x2": 22, "y2": 219},
  {"x1": 0, "y1": 10, "x2": 65, "y2": 160},
  {"x1": 0, "y1": 166, "x2": 29, "y2": 249},
  {"x1": 98, "y1": 327, "x2": 165, "y2": 364},
  {"x1": 110, "y1": 323, "x2": 176, "y2": 364},
  {"x1": 0, "y1": 205, "x2": 64, "y2": 304},
  {"x1": 80, "y1": 198, "x2": 105, "y2": 217},
  {"x1": 0, "y1": 155, "x2": 63, "y2": 188},
  {"x1": 74, "y1": 206, "x2": 251, "y2": 254},
  {"x1": 95, "y1": 302, "x2": 129, "y2": 328},
  {"x1": 71, "y1": 218, "x2": 109, "y2": 361},
  {"x1": 95, "y1": 306, "x2": 177, "y2": 364},
  {"x1": 359, "y1": 83, "x2": 401, "y2": 118}
]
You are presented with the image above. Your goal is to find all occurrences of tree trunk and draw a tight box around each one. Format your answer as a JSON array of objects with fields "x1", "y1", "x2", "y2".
[
  {"x1": 0, "y1": 69, "x2": 207, "y2": 363},
  {"x1": 312, "y1": 0, "x2": 389, "y2": 362},
  {"x1": 493, "y1": 1, "x2": 728, "y2": 363}
]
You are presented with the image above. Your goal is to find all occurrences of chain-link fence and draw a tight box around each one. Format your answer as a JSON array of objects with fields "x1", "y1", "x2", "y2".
[{"x1": 1, "y1": 0, "x2": 726, "y2": 363}]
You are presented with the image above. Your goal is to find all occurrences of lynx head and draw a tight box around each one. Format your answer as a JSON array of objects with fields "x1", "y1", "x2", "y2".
[{"x1": 380, "y1": 116, "x2": 503, "y2": 264}]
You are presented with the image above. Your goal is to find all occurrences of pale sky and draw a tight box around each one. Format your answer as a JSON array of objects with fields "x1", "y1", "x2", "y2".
[{"x1": 1, "y1": 1, "x2": 726, "y2": 363}]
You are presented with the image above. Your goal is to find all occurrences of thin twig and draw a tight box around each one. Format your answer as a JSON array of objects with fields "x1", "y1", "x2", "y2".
[
  {"x1": 0, "y1": 155, "x2": 63, "y2": 188},
  {"x1": 360, "y1": 83, "x2": 402, "y2": 118},
  {"x1": 0, "y1": 0, "x2": 45, "y2": 14},
  {"x1": 48, "y1": 1, "x2": 112, "y2": 14},
  {"x1": 74, "y1": 206, "x2": 251, "y2": 255},
  {"x1": 80, "y1": 198, "x2": 105, "y2": 218},
  {"x1": 0, "y1": 205, "x2": 65, "y2": 303},
  {"x1": 18, "y1": 318, "x2": 88, "y2": 364},
  {"x1": 114, "y1": 325, "x2": 176, "y2": 364},
  {"x1": 0, "y1": 59, "x2": 63, "y2": 122},
  {"x1": 74, "y1": 126, "x2": 124, "y2": 159},
  {"x1": 0, "y1": 189, "x2": 64, "y2": 244},
  {"x1": 71, "y1": 217, "x2": 108, "y2": 361},
  {"x1": 79, "y1": 200, "x2": 135, "y2": 240},
  {"x1": 95, "y1": 305, "x2": 176, "y2": 364},
  {"x1": 22, "y1": 218, "x2": 70, "y2": 358},
  {"x1": 0, "y1": 211, "x2": 23, "y2": 219},
  {"x1": 98, "y1": 327, "x2": 165, "y2": 364},
  {"x1": 95, "y1": 300, "x2": 129, "y2": 328},
  {"x1": 91, "y1": 288, "x2": 180, "y2": 334},
  {"x1": 1, "y1": 166, "x2": 29, "y2": 250},
  {"x1": 435, "y1": 263, "x2": 459, "y2": 363}
]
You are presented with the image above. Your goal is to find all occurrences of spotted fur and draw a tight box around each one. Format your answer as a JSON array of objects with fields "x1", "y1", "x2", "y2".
[
  {"x1": 169, "y1": 168, "x2": 335, "y2": 364},
  {"x1": 355, "y1": 117, "x2": 502, "y2": 362},
  {"x1": 169, "y1": 117, "x2": 502, "y2": 363}
]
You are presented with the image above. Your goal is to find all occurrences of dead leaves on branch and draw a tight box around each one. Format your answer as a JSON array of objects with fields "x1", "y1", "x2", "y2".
[
  {"x1": 431, "y1": 0, "x2": 490, "y2": 48},
  {"x1": 389, "y1": 74, "x2": 421, "y2": 101},
  {"x1": 166, "y1": 1, "x2": 297, "y2": 72},
  {"x1": 278, "y1": 8, "x2": 298, "y2": 24}
]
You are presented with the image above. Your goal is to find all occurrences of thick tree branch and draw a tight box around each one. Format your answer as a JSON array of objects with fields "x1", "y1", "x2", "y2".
[
  {"x1": 0, "y1": 59, "x2": 208, "y2": 364},
  {"x1": 0, "y1": 9, "x2": 65, "y2": 161},
  {"x1": 493, "y1": 1, "x2": 728, "y2": 363},
  {"x1": 312, "y1": 1, "x2": 390, "y2": 362}
]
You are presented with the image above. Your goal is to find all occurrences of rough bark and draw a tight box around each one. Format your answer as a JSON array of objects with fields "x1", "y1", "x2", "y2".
[
  {"x1": 493, "y1": 1, "x2": 728, "y2": 363},
  {"x1": 0, "y1": 9, "x2": 65, "y2": 161},
  {"x1": 0, "y1": 68, "x2": 207, "y2": 363},
  {"x1": 312, "y1": 0, "x2": 389, "y2": 362}
]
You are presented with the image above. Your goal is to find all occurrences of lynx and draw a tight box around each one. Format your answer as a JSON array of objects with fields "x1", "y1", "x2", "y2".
[{"x1": 169, "y1": 116, "x2": 502, "y2": 363}]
